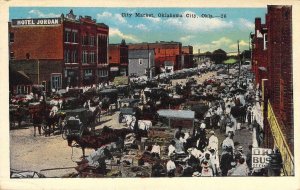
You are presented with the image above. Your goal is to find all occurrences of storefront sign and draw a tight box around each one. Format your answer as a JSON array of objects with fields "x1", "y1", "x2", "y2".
[
  {"x1": 252, "y1": 147, "x2": 272, "y2": 169},
  {"x1": 12, "y1": 18, "x2": 61, "y2": 26}
]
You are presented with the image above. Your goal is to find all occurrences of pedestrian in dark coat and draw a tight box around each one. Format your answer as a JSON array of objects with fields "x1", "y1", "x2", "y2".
[{"x1": 220, "y1": 147, "x2": 234, "y2": 176}]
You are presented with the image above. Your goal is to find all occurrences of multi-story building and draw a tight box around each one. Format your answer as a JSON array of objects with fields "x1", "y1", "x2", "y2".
[
  {"x1": 128, "y1": 41, "x2": 183, "y2": 74},
  {"x1": 128, "y1": 49, "x2": 155, "y2": 77},
  {"x1": 251, "y1": 5, "x2": 293, "y2": 175},
  {"x1": 9, "y1": 10, "x2": 109, "y2": 92},
  {"x1": 251, "y1": 18, "x2": 268, "y2": 86},
  {"x1": 108, "y1": 40, "x2": 128, "y2": 79}
]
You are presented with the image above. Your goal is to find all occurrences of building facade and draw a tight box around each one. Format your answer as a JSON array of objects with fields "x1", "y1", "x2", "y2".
[
  {"x1": 108, "y1": 40, "x2": 128, "y2": 79},
  {"x1": 128, "y1": 41, "x2": 183, "y2": 74},
  {"x1": 251, "y1": 5, "x2": 293, "y2": 175},
  {"x1": 251, "y1": 18, "x2": 268, "y2": 86},
  {"x1": 128, "y1": 49, "x2": 155, "y2": 77},
  {"x1": 182, "y1": 45, "x2": 194, "y2": 68},
  {"x1": 9, "y1": 10, "x2": 109, "y2": 92}
]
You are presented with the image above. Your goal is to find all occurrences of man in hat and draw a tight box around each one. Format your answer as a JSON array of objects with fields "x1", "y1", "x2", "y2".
[
  {"x1": 201, "y1": 161, "x2": 213, "y2": 177},
  {"x1": 166, "y1": 153, "x2": 176, "y2": 177}
]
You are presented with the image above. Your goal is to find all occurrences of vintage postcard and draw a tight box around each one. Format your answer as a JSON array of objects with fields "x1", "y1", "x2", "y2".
[{"x1": 0, "y1": 0, "x2": 299, "y2": 190}]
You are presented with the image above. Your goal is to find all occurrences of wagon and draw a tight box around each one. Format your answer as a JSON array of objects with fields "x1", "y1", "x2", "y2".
[{"x1": 61, "y1": 108, "x2": 92, "y2": 139}]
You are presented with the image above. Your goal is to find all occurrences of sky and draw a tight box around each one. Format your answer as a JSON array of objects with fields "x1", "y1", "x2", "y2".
[{"x1": 9, "y1": 7, "x2": 267, "y2": 53}]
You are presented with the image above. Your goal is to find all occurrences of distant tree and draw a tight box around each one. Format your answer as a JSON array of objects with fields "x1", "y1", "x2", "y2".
[
  {"x1": 121, "y1": 39, "x2": 126, "y2": 45},
  {"x1": 211, "y1": 49, "x2": 227, "y2": 64}
]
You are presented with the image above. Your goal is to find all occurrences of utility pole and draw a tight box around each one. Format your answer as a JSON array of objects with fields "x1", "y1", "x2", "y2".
[
  {"x1": 238, "y1": 40, "x2": 241, "y2": 81},
  {"x1": 147, "y1": 43, "x2": 150, "y2": 79}
]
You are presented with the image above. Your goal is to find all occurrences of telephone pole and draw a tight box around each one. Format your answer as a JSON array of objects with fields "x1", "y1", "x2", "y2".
[{"x1": 238, "y1": 40, "x2": 241, "y2": 81}]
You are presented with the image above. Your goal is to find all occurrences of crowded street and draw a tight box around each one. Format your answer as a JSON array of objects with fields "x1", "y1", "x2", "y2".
[
  {"x1": 7, "y1": 6, "x2": 294, "y2": 181},
  {"x1": 10, "y1": 65, "x2": 258, "y2": 177}
]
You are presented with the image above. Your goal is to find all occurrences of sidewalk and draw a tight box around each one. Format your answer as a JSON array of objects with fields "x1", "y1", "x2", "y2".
[{"x1": 216, "y1": 123, "x2": 253, "y2": 155}]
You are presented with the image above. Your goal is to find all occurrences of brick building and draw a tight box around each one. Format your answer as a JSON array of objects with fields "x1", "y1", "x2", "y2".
[
  {"x1": 108, "y1": 40, "x2": 128, "y2": 79},
  {"x1": 9, "y1": 10, "x2": 109, "y2": 92},
  {"x1": 182, "y1": 45, "x2": 194, "y2": 68},
  {"x1": 251, "y1": 18, "x2": 268, "y2": 85},
  {"x1": 251, "y1": 5, "x2": 293, "y2": 175},
  {"x1": 128, "y1": 41, "x2": 183, "y2": 74}
]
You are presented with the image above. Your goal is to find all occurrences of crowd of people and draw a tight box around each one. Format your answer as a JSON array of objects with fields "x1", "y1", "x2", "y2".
[{"x1": 149, "y1": 68, "x2": 262, "y2": 177}]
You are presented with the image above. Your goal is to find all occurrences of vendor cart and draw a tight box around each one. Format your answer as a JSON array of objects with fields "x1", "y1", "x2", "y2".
[{"x1": 61, "y1": 108, "x2": 92, "y2": 140}]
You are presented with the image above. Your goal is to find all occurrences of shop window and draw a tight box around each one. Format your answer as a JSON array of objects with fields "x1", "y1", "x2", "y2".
[
  {"x1": 84, "y1": 69, "x2": 93, "y2": 76},
  {"x1": 51, "y1": 74, "x2": 62, "y2": 90}
]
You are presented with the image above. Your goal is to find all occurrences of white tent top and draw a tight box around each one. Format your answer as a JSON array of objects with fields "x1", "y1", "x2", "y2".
[{"x1": 157, "y1": 109, "x2": 195, "y2": 119}]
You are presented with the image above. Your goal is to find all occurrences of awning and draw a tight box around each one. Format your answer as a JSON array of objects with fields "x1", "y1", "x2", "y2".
[{"x1": 157, "y1": 109, "x2": 195, "y2": 119}]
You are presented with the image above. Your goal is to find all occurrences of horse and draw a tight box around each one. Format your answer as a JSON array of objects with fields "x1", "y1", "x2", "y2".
[
  {"x1": 66, "y1": 126, "x2": 147, "y2": 157},
  {"x1": 43, "y1": 111, "x2": 66, "y2": 136}
]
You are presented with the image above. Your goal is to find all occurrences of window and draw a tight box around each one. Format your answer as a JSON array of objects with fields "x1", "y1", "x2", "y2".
[
  {"x1": 82, "y1": 35, "x2": 88, "y2": 45},
  {"x1": 82, "y1": 51, "x2": 88, "y2": 64},
  {"x1": 64, "y1": 50, "x2": 70, "y2": 63},
  {"x1": 263, "y1": 33, "x2": 268, "y2": 50},
  {"x1": 9, "y1": 32, "x2": 14, "y2": 43},
  {"x1": 98, "y1": 69, "x2": 108, "y2": 77},
  {"x1": 10, "y1": 52, "x2": 15, "y2": 60},
  {"x1": 72, "y1": 30, "x2": 78, "y2": 43},
  {"x1": 139, "y1": 59, "x2": 143, "y2": 65},
  {"x1": 51, "y1": 74, "x2": 62, "y2": 90},
  {"x1": 65, "y1": 30, "x2": 71, "y2": 42},
  {"x1": 84, "y1": 69, "x2": 93, "y2": 76},
  {"x1": 72, "y1": 51, "x2": 77, "y2": 63},
  {"x1": 90, "y1": 52, "x2": 95, "y2": 63},
  {"x1": 90, "y1": 36, "x2": 95, "y2": 46}
]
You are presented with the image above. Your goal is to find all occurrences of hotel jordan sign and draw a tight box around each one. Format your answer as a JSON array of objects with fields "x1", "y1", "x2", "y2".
[{"x1": 12, "y1": 18, "x2": 61, "y2": 26}]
